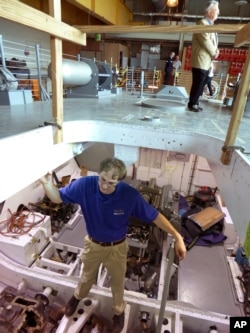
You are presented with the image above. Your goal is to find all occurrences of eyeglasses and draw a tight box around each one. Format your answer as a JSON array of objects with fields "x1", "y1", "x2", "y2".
[{"x1": 99, "y1": 176, "x2": 119, "y2": 188}]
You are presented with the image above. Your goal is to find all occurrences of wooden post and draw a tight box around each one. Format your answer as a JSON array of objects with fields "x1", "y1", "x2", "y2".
[{"x1": 49, "y1": 0, "x2": 63, "y2": 144}]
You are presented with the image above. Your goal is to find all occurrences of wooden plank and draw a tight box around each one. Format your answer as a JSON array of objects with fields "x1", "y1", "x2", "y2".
[
  {"x1": 0, "y1": 0, "x2": 86, "y2": 46},
  {"x1": 221, "y1": 46, "x2": 250, "y2": 165},
  {"x1": 234, "y1": 23, "x2": 250, "y2": 47},
  {"x1": 0, "y1": 1, "x2": 246, "y2": 45},
  {"x1": 75, "y1": 23, "x2": 244, "y2": 35},
  {"x1": 49, "y1": 0, "x2": 64, "y2": 144}
]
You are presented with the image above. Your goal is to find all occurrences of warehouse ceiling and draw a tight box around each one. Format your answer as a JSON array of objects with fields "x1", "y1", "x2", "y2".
[
  {"x1": 130, "y1": 0, "x2": 250, "y2": 23},
  {"x1": 104, "y1": 0, "x2": 250, "y2": 43},
  {"x1": 17, "y1": 0, "x2": 250, "y2": 44}
]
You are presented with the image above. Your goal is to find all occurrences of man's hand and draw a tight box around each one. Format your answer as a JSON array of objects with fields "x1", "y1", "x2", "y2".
[
  {"x1": 213, "y1": 49, "x2": 220, "y2": 60},
  {"x1": 40, "y1": 173, "x2": 52, "y2": 185},
  {"x1": 40, "y1": 173, "x2": 62, "y2": 204},
  {"x1": 174, "y1": 236, "x2": 187, "y2": 260}
]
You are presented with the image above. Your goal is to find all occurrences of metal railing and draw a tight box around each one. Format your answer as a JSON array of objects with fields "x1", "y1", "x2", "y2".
[
  {"x1": 0, "y1": 35, "x2": 51, "y2": 101},
  {"x1": 116, "y1": 66, "x2": 162, "y2": 95}
]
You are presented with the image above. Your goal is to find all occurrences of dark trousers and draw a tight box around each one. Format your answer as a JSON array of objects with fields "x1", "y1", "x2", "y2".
[
  {"x1": 164, "y1": 70, "x2": 172, "y2": 85},
  {"x1": 188, "y1": 68, "x2": 209, "y2": 107}
]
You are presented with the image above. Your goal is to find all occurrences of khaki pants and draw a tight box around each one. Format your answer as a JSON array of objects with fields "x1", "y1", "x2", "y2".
[{"x1": 75, "y1": 235, "x2": 128, "y2": 315}]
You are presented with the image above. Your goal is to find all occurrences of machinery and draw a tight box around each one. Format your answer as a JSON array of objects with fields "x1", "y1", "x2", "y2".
[
  {"x1": 0, "y1": 66, "x2": 18, "y2": 91},
  {"x1": 0, "y1": 57, "x2": 33, "y2": 105},
  {"x1": 0, "y1": 161, "x2": 237, "y2": 332},
  {"x1": 48, "y1": 58, "x2": 113, "y2": 98}
]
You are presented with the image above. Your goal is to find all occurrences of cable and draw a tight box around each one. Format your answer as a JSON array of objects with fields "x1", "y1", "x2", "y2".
[{"x1": 0, "y1": 208, "x2": 45, "y2": 237}]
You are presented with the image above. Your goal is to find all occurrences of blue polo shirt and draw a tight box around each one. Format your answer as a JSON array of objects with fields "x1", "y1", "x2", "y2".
[{"x1": 59, "y1": 176, "x2": 158, "y2": 242}]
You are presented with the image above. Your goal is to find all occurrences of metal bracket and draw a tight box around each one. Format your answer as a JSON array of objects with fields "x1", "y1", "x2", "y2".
[
  {"x1": 43, "y1": 121, "x2": 62, "y2": 130},
  {"x1": 222, "y1": 145, "x2": 250, "y2": 155}
]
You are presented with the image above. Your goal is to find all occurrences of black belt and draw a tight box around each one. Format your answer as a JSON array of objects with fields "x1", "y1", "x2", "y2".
[{"x1": 89, "y1": 237, "x2": 125, "y2": 247}]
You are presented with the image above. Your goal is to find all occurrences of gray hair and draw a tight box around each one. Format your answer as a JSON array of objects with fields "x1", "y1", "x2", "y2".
[
  {"x1": 205, "y1": 1, "x2": 219, "y2": 13},
  {"x1": 99, "y1": 157, "x2": 127, "y2": 180}
]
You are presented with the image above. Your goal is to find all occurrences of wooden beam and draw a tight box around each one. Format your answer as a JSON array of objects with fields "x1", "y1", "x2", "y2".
[
  {"x1": 221, "y1": 46, "x2": 250, "y2": 165},
  {"x1": 49, "y1": 0, "x2": 64, "y2": 144},
  {"x1": 0, "y1": 0, "x2": 86, "y2": 46},
  {"x1": 75, "y1": 23, "x2": 244, "y2": 35},
  {"x1": 235, "y1": 23, "x2": 250, "y2": 47}
]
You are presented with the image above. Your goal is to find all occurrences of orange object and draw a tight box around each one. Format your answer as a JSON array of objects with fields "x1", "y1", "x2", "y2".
[{"x1": 31, "y1": 79, "x2": 40, "y2": 101}]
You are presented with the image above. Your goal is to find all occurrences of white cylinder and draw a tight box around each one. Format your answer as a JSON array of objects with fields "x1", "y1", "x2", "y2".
[{"x1": 62, "y1": 59, "x2": 93, "y2": 86}]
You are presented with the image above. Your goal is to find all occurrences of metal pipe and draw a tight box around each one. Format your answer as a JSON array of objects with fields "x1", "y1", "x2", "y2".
[
  {"x1": 35, "y1": 286, "x2": 53, "y2": 306},
  {"x1": 17, "y1": 279, "x2": 27, "y2": 292},
  {"x1": 178, "y1": 33, "x2": 185, "y2": 58},
  {"x1": 140, "y1": 70, "x2": 144, "y2": 98},
  {"x1": 35, "y1": 44, "x2": 43, "y2": 100},
  {"x1": 133, "y1": 12, "x2": 250, "y2": 21},
  {"x1": 0, "y1": 35, "x2": 6, "y2": 67},
  {"x1": 156, "y1": 238, "x2": 175, "y2": 333}
]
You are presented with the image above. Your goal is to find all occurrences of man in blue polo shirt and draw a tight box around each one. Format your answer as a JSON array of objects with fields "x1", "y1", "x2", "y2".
[{"x1": 40, "y1": 157, "x2": 186, "y2": 333}]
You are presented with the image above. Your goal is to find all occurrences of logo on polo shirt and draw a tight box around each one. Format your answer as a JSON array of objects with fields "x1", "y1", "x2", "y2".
[{"x1": 114, "y1": 209, "x2": 124, "y2": 215}]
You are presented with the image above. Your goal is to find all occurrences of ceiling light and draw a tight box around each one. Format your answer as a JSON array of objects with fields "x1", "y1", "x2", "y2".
[
  {"x1": 167, "y1": 0, "x2": 179, "y2": 8},
  {"x1": 234, "y1": 0, "x2": 248, "y2": 5}
]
